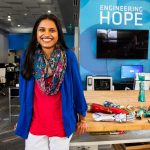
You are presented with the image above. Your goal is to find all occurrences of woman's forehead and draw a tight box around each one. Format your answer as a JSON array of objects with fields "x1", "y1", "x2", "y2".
[{"x1": 38, "y1": 19, "x2": 57, "y2": 28}]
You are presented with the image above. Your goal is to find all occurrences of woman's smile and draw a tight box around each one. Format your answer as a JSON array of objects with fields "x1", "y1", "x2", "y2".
[{"x1": 41, "y1": 38, "x2": 52, "y2": 42}]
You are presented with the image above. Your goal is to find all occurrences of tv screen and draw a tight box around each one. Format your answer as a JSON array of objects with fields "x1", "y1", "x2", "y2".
[
  {"x1": 121, "y1": 65, "x2": 143, "y2": 79},
  {"x1": 97, "y1": 29, "x2": 149, "y2": 59}
]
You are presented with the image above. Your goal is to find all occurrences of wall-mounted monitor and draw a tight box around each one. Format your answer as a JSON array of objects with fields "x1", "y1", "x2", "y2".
[
  {"x1": 121, "y1": 65, "x2": 143, "y2": 79},
  {"x1": 97, "y1": 29, "x2": 149, "y2": 59}
]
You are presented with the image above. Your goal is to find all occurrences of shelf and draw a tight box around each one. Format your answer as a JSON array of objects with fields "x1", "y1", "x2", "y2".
[
  {"x1": 11, "y1": 105, "x2": 20, "y2": 107},
  {"x1": 9, "y1": 87, "x2": 19, "y2": 122},
  {"x1": 11, "y1": 114, "x2": 19, "y2": 117},
  {"x1": 10, "y1": 96, "x2": 19, "y2": 98}
]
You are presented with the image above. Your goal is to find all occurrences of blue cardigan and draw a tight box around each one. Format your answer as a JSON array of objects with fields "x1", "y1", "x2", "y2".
[{"x1": 15, "y1": 49, "x2": 87, "y2": 139}]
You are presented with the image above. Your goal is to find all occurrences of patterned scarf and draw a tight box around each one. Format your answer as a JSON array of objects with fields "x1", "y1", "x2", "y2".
[{"x1": 33, "y1": 48, "x2": 67, "y2": 95}]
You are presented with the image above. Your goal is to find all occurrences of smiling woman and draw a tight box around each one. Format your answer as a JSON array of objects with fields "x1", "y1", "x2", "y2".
[
  {"x1": 37, "y1": 19, "x2": 59, "y2": 59},
  {"x1": 15, "y1": 14, "x2": 87, "y2": 150}
]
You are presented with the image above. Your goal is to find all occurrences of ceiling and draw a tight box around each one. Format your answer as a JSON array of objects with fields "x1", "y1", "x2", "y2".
[{"x1": 0, "y1": 0, "x2": 79, "y2": 33}]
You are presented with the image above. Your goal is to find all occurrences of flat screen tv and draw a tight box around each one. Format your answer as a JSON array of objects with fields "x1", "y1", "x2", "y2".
[
  {"x1": 97, "y1": 29, "x2": 149, "y2": 59},
  {"x1": 121, "y1": 65, "x2": 143, "y2": 79}
]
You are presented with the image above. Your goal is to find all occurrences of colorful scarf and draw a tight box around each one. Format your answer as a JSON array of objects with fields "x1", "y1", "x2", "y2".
[{"x1": 33, "y1": 48, "x2": 67, "y2": 95}]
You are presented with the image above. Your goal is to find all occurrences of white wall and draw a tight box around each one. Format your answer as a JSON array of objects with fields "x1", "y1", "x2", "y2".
[{"x1": 0, "y1": 30, "x2": 8, "y2": 63}]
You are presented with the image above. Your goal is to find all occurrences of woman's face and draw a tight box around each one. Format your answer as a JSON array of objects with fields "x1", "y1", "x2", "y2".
[{"x1": 37, "y1": 19, "x2": 58, "y2": 51}]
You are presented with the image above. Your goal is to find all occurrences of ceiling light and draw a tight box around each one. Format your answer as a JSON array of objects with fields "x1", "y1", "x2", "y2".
[
  {"x1": 24, "y1": 13, "x2": 27, "y2": 16},
  {"x1": 8, "y1": 18, "x2": 11, "y2": 21},
  {"x1": 41, "y1": 0, "x2": 46, "y2": 2},
  {"x1": 18, "y1": 25, "x2": 21, "y2": 27},
  {"x1": 8, "y1": 16, "x2": 11, "y2": 18},
  {"x1": 47, "y1": 10, "x2": 51, "y2": 13}
]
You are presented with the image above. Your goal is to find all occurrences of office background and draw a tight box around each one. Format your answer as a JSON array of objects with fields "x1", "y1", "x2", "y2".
[{"x1": 79, "y1": 0, "x2": 150, "y2": 88}]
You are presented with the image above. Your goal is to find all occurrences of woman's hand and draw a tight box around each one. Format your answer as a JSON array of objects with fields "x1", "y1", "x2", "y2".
[{"x1": 76, "y1": 119, "x2": 87, "y2": 135}]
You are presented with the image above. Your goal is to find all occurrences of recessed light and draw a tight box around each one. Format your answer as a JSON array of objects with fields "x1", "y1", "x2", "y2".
[
  {"x1": 8, "y1": 18, "x2": 11, "y2": 21},
  {"x1": 41, "y1": 0, "x2": 46, "y2": 2},
  {"x1": 18, "y1": 25, "x2": 21, "y2": 27},
  {"x1": 47, "y1": 10, "x2": 51, "y2": 13},
  {"x1": 8, "y1": 16, "x2": 11, "y2": 18},
  {"x1": 24, "y1": 13, "x2": 27, "y2": 16}
]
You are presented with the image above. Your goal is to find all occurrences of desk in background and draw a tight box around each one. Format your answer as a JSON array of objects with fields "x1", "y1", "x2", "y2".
[
  {"x1": 113, "y1": 81, "x2": 134, "y2": 90},
  {"x1": 70, "y1": 90, "x2": 150, "y2": 149}
]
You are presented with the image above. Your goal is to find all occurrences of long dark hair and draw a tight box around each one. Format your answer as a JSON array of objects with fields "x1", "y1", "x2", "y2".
[{"x1": 22, "y1": 14, "x2": 68, "y2": 79}]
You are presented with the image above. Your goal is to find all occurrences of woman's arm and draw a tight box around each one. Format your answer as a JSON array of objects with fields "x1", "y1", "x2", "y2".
[{"x1": 69, "y1": 50, "x2": 87, "y2": 134}]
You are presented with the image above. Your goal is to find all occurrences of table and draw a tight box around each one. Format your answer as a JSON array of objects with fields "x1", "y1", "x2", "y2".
[
  {"x1": 70, "y1": 90, "x2": 150, "y2": 149},
  {"x1": 86, "y1": 113, "x2": 150, "y2": 132},
  {"x1": 84, "y1": 90, "x2": 150, "y2": 132}
]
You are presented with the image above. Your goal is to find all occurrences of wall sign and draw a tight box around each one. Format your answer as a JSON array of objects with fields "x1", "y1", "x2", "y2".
[{"x1": 100, "y1": 5, "x2": 143, "y2": 26}]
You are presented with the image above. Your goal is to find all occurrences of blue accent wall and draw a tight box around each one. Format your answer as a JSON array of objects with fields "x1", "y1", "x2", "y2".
[
  {"x1": 8, "y1": 33, "x2": 31, "y2": 51},
  {"x1": 80, "y1": 0, "x2": 150, "y2": 86},
  {"x1": 8, "y1": 33, "x2": 74, "y2": 51}
]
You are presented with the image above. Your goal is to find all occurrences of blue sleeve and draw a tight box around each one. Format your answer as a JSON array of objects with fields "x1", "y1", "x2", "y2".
[
  {"x1": 15, "y1": 52, "x2": 27, "y2": 136},
  {"x1": 18, "y1": 52, "x2": 26, "y2": 107},
  {"x1": 70, "y1": 51, "x2": 87, "y2": 117}
]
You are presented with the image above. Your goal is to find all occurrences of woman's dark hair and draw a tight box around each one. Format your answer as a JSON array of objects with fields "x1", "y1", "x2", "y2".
[{"x1": 22, "y1": 14, "x2": 68, "y2": 79}]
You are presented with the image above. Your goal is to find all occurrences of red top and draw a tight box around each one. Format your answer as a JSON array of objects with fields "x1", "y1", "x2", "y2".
[{"x1": 30, "y1": 78, "x2": 66, "y2": 137}]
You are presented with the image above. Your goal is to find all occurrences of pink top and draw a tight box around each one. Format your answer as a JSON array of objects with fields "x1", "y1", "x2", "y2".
[{"x1": 30, "y1": 78, "x2": 66, "y2": 137}]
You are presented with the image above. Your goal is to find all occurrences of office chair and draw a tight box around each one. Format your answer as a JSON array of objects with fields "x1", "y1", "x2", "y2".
[
  {"x1": 134, "y1": 73, "x2": 150, "y2": 90},
  {"x1": 0, "y1": 68, "x2": 6, "y2": 96}
]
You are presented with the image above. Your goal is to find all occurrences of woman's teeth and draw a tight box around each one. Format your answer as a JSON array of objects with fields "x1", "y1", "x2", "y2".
[{"x1": 42, "y1": 38, "x2": 52, "y2": 42}]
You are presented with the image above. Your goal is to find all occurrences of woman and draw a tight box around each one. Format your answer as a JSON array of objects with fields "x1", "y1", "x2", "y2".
[{"x1": 15, "y1": 14, "x2": 87, "y2": 150}]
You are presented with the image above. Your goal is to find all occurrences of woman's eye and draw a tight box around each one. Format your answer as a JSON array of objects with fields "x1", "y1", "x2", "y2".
[
  {"x1": 39, "y1": 28, "x2": 45, "y2": 32},
  {"x1": 49, "y1": 29, "x2": 56, "y2": 33}
]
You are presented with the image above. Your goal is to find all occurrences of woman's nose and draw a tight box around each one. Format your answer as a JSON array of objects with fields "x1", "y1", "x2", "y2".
[{"x1": 44, "y1": 30, "x2": 51, "y2": 36}]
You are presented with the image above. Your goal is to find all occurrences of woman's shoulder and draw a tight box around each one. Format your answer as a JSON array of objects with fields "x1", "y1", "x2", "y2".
[{"x1": 66, "y1": 49, "x2": 76, "y2": 60}]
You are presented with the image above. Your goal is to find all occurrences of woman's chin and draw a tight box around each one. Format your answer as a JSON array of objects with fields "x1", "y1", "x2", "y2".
[{"x1": 41, "y1": 45, "x2": 55, "y2": 50}]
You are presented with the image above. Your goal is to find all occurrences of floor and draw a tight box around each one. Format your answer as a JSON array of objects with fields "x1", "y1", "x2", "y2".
[
  {"x1": 0, "y1": 89, "x2": 114, "y2": 150},
  {"x1": 0, "y1": 90, "x2": 25, "y2": 150}
]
